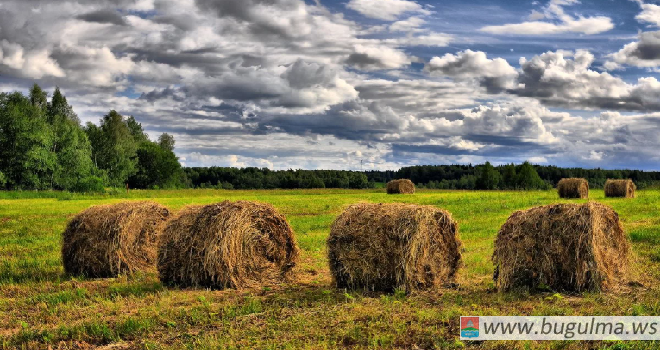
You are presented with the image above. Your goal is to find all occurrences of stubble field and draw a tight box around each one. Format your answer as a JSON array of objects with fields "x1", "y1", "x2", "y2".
[{"x1": 1, "y1": 188, "x2": 659, "y2": 349}]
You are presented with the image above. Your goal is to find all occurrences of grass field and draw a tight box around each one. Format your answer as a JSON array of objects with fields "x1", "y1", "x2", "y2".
[{"x1": 1, "y1": 188, "x2": 660, "y2": 349}]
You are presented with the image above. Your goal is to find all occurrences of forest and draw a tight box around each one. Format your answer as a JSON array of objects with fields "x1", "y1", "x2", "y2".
[{"x1": 2, "y1": 85, "x2": 659, "y2": 192}]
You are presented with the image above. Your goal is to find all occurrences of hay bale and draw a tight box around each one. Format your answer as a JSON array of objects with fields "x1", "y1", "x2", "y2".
[
  {"x1": 604, "y1": 179, "x2": 636, "y2": 198},
  {"x1": 557, "y1": 178, "x2": 589, "y2": 199},
  {"x1": 386, "y1": 179, "x2": 415, "y2": 194},
  {"x1": 328, "y1": 203, "x2": 462, "y2": 292},
  {"x1": 158, "y1": 201, "x2": 299, "y2": 289},
  {"x1": 62, "y1": 201, "x2": 170, "y2": 278},
  {"x1": 493, "y1": 202, "x2": 630, "y2": 292}
]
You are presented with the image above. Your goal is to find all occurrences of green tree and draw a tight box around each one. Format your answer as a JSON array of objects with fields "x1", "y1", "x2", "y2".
[
  {"x1": 29, "y1": 83, "x2": 48, "y2": 111},
  {"x1": 48, "y1": 87, "x2": 78, "y2": 123},
  {"x1": 0, "y1": 92, "x2": 56, "y2": 189},
  {"x1": 476, "y1": 162, "x2": 501, "y2": 190},
  {"x1": 158, "y1": 133, "x2": 175, "y2": 152},
  {"x1": 516, "y1": 161, "x2": 547, "y2": 190},
  {"x1": 128, "y1": 141, "x2": 183, "y2": 189},
  {"x1": 86, "y1": 110, "x2": 138, "y2": 186},
  {"x1": 52, "y1": 118, "x2": 95, "y2": 190},
  {"x1": 501, "y1": 163, "x2": 517, "y2": 189},
  {"x1": 126, "y1": 116, "x2": 150, "y2": 143}
]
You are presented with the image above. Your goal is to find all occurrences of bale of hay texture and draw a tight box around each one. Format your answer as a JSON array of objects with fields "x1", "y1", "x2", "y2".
[
  {"x1": 493, "y1": 202, "x2": 630, "y2": 292},
  {"x1": 604, "y1": 179, "x2": 636, "y2": 198},
  {"x1": 557, "y1": 178, "x2": 589, "y2": 199},
  {"x1": 386, "y1": 179, "x2": 415, "y2": 194},
  {"x1": 158, "y1": 201, "x2": 299, "y2": 289},
  {"x1": 328, "y1": 203, "x2": 462, "y2": 292},
  {"x1": 62, "y1": 201, "x2": 170, "y2": 278}
]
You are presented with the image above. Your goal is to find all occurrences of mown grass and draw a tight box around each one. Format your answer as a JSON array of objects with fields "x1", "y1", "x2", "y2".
[{"x1": 1, "y1": 188, "x2": 660, "y2": 349}]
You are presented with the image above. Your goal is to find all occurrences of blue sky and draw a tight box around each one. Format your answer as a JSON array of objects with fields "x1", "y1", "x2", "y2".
[{"x1": 0, "y1": 0, "x2": 659, "y2": 170}]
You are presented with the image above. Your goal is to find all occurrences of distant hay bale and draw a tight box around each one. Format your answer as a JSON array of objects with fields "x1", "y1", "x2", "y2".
[
  {"x1": 493, "y1": 202, "x2": 630, "y2": 292},
  {"x1": 328, "y1": 203, "x2": 462, "y2": 292},
  {"x1": 605, "y1": 179, "x2": 636, "y2": 198},
  {"x1": 386, "y1": 179, "x2": 415, "y2": 194},
  {"x1": 557, "y1": 178, "x2": 589, "y2": 199},
  {"x1": 158, "y1": 201, "x2": 299, "y2": 289},
  {"x1": 62, "y1": 201, "x2": 170, "y2": 278}
]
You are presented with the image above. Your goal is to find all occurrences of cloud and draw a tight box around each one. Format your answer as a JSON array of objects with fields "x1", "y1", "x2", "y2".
[
  {"x1": 607, "y1": 31, "x2": 660, "y2": 68},
  {"x1": 512, "y1": 50, "x2": 660, "y2": 111},
  {"x1": 480, "y1": 0, "x2": 614, "y2": 35},
  {"x1": 345, "y1": 0, "x2": 431, "y2": 21},
  {"x1": 426, "y1": 50, "x2": 518, "y2": 93},
  {"x1": 636, "y1": 2, "x2": 660, "y2": 27},
  {"x1": 76, "y1": 9, "x2": 127, "y2": 26}
]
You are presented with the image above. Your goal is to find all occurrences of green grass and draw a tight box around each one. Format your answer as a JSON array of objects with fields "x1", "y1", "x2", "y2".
[{"x1": 1, "y1": 188, "x2": 660, "y2": 349}]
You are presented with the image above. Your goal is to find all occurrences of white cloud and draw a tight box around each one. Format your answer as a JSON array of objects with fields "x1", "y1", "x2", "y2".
[
  {"x1": 636, "y1": 2, "x2": 660, "y2": 27},
  {"x1": 480, "y1": 0, "x2": 614, "y2": 35},
  {"x1": 345, "y1": 0, "x2": 431, "y2": 21},
  {"x1": 606, "y1": 31, "x2": 660, "y2": 68},
  {"x1": 427, "y1": 50, "x2": 517, "y2": 78}
]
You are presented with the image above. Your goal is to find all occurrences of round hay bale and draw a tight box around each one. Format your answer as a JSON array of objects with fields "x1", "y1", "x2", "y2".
[
  {"x1": 557, "y1": 178, "x2": 589, "y2": 199},
  {"x1": 386, "y1": 179, "x2": 415, "y2": 194},
  {"x1": 604, "y1": 179, "x2": 636, "y2": 198},
  {"x1": 158, "y1": 201, "x2": 299, "y2": 289},
  {"x1": 493, "y1": 202, "x2": 630, "y2": 293},
  {"x1": 328, "y1": 202, "x2": 462, "y2": 292},
  {"x1": 62, "y1": 201, "x2": 170, "y2": 278}
]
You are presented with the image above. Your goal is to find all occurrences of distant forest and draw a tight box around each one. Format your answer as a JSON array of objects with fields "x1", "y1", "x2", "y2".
[{"x1": 2, "y1": 85, "x2": 660, "y2": 192}]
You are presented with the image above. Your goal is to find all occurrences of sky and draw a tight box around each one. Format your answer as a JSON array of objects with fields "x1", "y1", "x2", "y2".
[{"x1": 0, "y1": 0, "x2": 659, "y2": 170}]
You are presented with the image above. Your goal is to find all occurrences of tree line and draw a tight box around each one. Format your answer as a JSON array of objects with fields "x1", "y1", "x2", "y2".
[
  {"x1": 2, "y1": 85, "x2": 659, "y2": 192},
  {"x1": 0, "y1": 84, "x2": 184, "y2": 192},
  {"x1": 366, "y1": 162, "x2": 660, "y2": 190}
]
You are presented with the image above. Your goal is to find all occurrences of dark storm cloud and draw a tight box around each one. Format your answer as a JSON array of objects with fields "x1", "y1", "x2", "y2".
[
  {"x1": 631, "y1": 31, "x2": 660, "y2": 60},
  {"x1": 76, "y1": 9, "x2": 127, "y2": 26}
]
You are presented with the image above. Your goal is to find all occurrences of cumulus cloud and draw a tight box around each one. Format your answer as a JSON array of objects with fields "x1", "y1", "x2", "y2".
[
  {"x1": 635, "y1": 2, "x2": 660, "y2": 27},
  {"x1": 607, "y1": 31, "x2": 660, "y2": 68},
  {"x1": 480, "y1": 0, "x2": 614, "y2": 35},
  {"x1": 512, "y1": 50, "x2": 660, "y2": 111},
  {"x1": 345, "y1": 0, "x2": 431, "y2": 21},
  {"x1": 426, "y1": 50, "x2": 518, "y2": 92}
]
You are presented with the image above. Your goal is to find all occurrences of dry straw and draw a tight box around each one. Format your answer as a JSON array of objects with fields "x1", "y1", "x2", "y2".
[
  {"x1": 328, "y1": 202, "x2": 462, "y2": 292},
  {"x1": 493, "y1": 202, "x2": 630, "y2": 292},
  {"x1": 604, "y1": 179, "x2": 636, "y2": 198},
  {"x1": 158, "y1": 201, "x2": 299, "y2": 289},
  {"x1": 557, "y1": 178, "x2": 589, "y2": 199},
  {"x1": 386, "y1": 179, "x2": 415, "y2": 194},
  {"x1": 62, "y1": 201, "x2": 170, "y2": 278}
]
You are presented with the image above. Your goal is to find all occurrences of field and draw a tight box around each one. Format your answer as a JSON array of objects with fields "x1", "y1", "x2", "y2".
[{"x1": 1, "y1": 188, "x2": 660, "y2": 349}]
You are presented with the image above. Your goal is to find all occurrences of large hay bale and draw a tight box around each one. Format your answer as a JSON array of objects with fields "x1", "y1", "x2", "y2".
[
  {"x1": 62, "y1": 201, "x2": 170, "y2": 278},
  {"x1": 493, "y1": 202, "x2": 630, "y2": 292},
  {"x1": 328, "y1": 203, "x2": 462, "y2": 292},
  {"x1": 557, "y1": 178, "x2": 589, "y2": 199},
  {"x1": 158, "y1": 201, "x2": 299, "y2": 289},
  {"x1": 386, "y1": 179, "x2": 415, "y2": 194},
  {"x1": 604, "y1": 179, "x2": 636, "y2": 198}
]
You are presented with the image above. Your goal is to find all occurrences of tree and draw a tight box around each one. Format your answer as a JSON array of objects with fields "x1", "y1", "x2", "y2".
[
  {"x1": 86, "y1": 110, "x2": 139, "y2": 186},
  {"x1": 158, "y1": 133, "x2": 175, "y2": 152},
  {"x1": 0, "y1": 92, "x2": 56, "y2": 189},
  {"x1": 48, "y1": 87, "x2": 78, "y2": 124},
  {"x1": 52, "y1": 118, "x2": 95, "y2": 190},
  {"x1": 501, "y1": 163, "x2": 517, "y2": 189},
  {"x1": 129, "y1": 141, "x2": 183, "y2": 189},
  {"x1": 29, "y1": 83, "x2": 48, "y2": 111},
  {"x1": 516, "y1": 161, "x2": 547, "y2": 190},
  {"x1": 126, "y1": 116, "x2": 149, "y2": 143},
  {"x1": 476, "y1": 162, "x2": 501, "y2": 190}
]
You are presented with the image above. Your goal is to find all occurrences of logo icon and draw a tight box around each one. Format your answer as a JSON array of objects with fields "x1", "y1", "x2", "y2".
[{"x1": 461, "y1": 317, "x2": 480, "y2": 338}]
